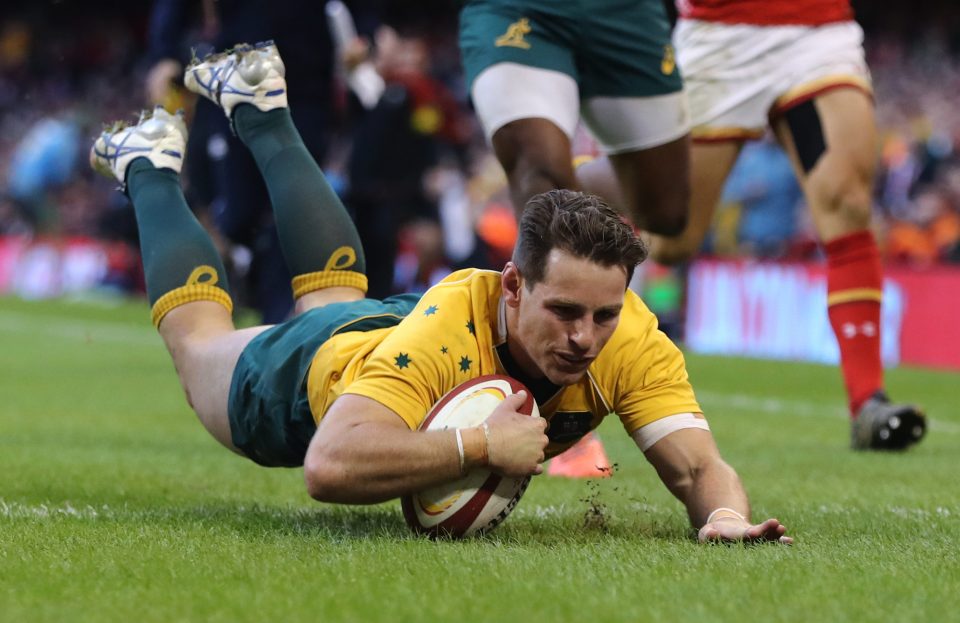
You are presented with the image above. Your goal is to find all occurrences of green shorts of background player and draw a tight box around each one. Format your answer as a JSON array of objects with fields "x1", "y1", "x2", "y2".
[{"x1": 460, "y1": 0, "x2": 692, "y2": 234}]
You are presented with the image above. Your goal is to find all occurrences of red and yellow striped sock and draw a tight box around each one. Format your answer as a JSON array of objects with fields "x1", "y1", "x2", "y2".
[{"x1": 824, "y1": 230, "x2": 884, "y2": 416}]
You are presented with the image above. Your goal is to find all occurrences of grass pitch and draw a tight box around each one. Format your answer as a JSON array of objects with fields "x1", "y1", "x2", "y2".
[{"x1": 1, "y1": 296, "x2": 958, "y2": 623}]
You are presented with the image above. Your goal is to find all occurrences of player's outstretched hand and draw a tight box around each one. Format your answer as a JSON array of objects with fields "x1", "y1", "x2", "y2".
[
  {"x1": 698, "y1": 517, "x2": 793, "y2": 545},
  {"x1": 485, "y1": 391, "x2": 549, "y2": 478}
]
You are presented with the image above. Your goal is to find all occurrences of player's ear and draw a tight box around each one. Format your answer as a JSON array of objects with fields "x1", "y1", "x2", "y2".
[{"x1": 502, "y1": 262, "x2": 523, "y2": 308}]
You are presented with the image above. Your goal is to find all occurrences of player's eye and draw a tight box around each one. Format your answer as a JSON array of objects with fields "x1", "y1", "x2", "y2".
[
  {"x1": 550, "y1": 305, "x2": 581, "y2": 321},
  {"x1": 594, "y1": 310, "x2": 619, "y2": 324}
]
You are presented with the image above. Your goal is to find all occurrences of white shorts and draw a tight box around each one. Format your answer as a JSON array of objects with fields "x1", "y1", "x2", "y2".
[
  {"x1": 471, "y1": 62, "x2": 690, "y2": 154},
  {"x1": 675, "y1": 19, "x2": 872, "y2": 140}
]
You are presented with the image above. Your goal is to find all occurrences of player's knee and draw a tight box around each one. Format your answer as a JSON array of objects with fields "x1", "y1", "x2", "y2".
[{"x1": 810, "y1": 170, "x2": 873, "y2": 225}]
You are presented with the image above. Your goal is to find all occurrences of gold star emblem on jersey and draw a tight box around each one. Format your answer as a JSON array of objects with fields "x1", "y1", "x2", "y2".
[
  {"x1": 495, "y1": 17, "x2": 532, "y2": 49},
  {"x1": 661, "y1": 44, "x2": 676, "y2": 75}
]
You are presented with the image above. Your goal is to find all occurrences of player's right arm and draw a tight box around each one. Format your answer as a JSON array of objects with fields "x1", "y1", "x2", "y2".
[
  {"x1": 303, "y1": 391, "x2": 547, "y2": 505},
  {"x1": 640, "y1": 427, "x2": 792, "y2": 544}
]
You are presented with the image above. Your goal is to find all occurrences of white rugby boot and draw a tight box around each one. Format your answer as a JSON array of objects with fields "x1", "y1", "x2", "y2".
[
  {"x1": 89, "y1": 106, "x2": 187, "y2": 187},
  {"x1": 183, "y1": 40, "x2": 287, "y2": 118}
]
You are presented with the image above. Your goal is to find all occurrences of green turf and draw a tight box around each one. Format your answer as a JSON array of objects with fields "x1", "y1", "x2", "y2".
[{"x1": 1, "y1": 296, "x2": 958, "y2": 623}]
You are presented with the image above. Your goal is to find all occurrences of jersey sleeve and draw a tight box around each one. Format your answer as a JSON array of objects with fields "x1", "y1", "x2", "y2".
[{"x1": 605, "y1": 296, "x2": 702, "y2": 435}]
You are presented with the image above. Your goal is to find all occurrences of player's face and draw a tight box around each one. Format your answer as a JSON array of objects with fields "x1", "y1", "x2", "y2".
[{"x1": 504, "y1": 249, "x2": 627, "y2": 386}]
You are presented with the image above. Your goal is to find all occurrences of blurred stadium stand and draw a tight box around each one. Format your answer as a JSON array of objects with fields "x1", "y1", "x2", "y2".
[{"x1": 1, "y1": 1, "x2": 958, "y2": 367}]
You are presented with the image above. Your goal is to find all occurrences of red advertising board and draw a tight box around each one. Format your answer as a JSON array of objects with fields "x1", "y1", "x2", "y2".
[
  {"x1": 686, "y1": 259, "x2": 960, "y2": 370},
  {"x1": 0, "y1": 236, "x2": 140, "y2": 300},
  {"x1": 887, "y1": 265, "x2": 960, "y2": 369}
]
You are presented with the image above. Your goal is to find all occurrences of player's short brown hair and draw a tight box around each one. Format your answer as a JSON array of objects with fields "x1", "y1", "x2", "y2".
[{"x1": 512, "y1": 189, "x2": 648, "y2": 287}]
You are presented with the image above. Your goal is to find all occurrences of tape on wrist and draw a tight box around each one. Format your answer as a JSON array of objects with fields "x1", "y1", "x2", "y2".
[
  {"x1": 455, "y1": 428, "x2": 466, "y2": 475},
  {"x1": 706, "y1": 507, "x2": 747, "y2": 524},
  {"x1": 480, "y1": 421, "x2": 491, "y2": 466}
]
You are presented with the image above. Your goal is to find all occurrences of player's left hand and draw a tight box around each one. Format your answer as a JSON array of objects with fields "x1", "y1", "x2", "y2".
[{"x1": 698, "y1": 517, "x2": 793, "y2": 545}]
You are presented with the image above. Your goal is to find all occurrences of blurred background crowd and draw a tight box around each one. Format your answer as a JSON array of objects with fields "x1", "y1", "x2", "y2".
[{"x1": 1, "y1": 0, "x2": 959, "y2": 322}]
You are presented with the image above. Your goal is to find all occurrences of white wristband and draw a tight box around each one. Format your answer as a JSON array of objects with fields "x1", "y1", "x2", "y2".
[
  {"x1": 706, "y1": 507, "x2": 746, "y2": 524},
  {"x1": 455, "y1": 429, "x2": 466, "y2": 475}
]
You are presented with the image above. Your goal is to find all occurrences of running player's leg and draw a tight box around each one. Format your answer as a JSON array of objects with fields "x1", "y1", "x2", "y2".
[
  {"x1": 470, "y1": 62, "x2": 580, "y2": 214},
  {"x1": 646, "y1": 141, "x2": 744, "y2": 263},
  {"x1": 571, "y1": 134, "x2": 692, "y2": 237},
  {"x1": 460, "y1": 2, "x2": 582, "y2": 215},
  {"x1": 575, "y1": 0, "x2": 690, "y2": 235},
  {"x1": 184, "y1": 42, "x2": 366, "y2": 314},
  {"x1": 578, "y1": 96, "x2": 692, "y2": 236},
  {"x1": 90, "y1": 109, "x2": 262, "y2": 452},
  {"x1": 491, "y1": 116, "x2": 579, "y2": 216},
  {"x1": 773, "y1": 86, "x2": 925, "y2": 449},
  {"x1": 765, "y1": 18, "x2": 924, "y2": 449},
  {"x1": 605, "y1": 137, "x2": 691, "y2": 236},
  {"x1": 646, "y1": 17, "x2": 775, "y2": 262},
  {"x1": 772, "y1": 88, "x2": 876, "y2": 242}
]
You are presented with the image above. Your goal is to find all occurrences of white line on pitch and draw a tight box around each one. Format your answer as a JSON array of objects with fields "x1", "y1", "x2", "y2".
[
  {"x1": 3, "y1": 499, "x2": 953, "y2": 521},
  {"x1": 697, "y1": 389, "x2": 960, "y2": 434},
  {"x1": 0, "y1": 310, "x2": 159, "y2": 347},
  {"x1": 0, "y1": 500, "x2": 109, "y2": 520}
]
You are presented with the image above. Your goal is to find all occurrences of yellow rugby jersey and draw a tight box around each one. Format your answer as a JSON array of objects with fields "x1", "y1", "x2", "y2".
[{"x1": 306, "y1": 268, "x2": 701, "y2": 457}]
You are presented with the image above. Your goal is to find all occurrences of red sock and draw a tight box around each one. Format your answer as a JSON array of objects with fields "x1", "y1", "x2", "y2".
[{"x1": 824, "y1": 230, "x2": 884, "y2": 416}]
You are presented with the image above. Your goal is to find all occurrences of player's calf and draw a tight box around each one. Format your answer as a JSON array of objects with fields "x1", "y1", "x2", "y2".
[
  {"x1": 91, "y1": 107, "x2": 234, "y2": 332},
  {"x1": 186, "y1": 41, "x2": 369, "y2": 310}
]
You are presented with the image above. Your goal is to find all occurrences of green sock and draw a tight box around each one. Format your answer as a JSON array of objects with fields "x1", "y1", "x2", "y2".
[
  {"x1": 126, "y1": 159, "x2": 232, "y2": 324},
  {"x1": 233, "y1": 106, "x2": 366, "y2": 278}
]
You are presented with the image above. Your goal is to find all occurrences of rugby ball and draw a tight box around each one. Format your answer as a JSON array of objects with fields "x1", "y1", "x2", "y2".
[{"x1": 401, "y1": 374, "x2": 539, "y2": 538}]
